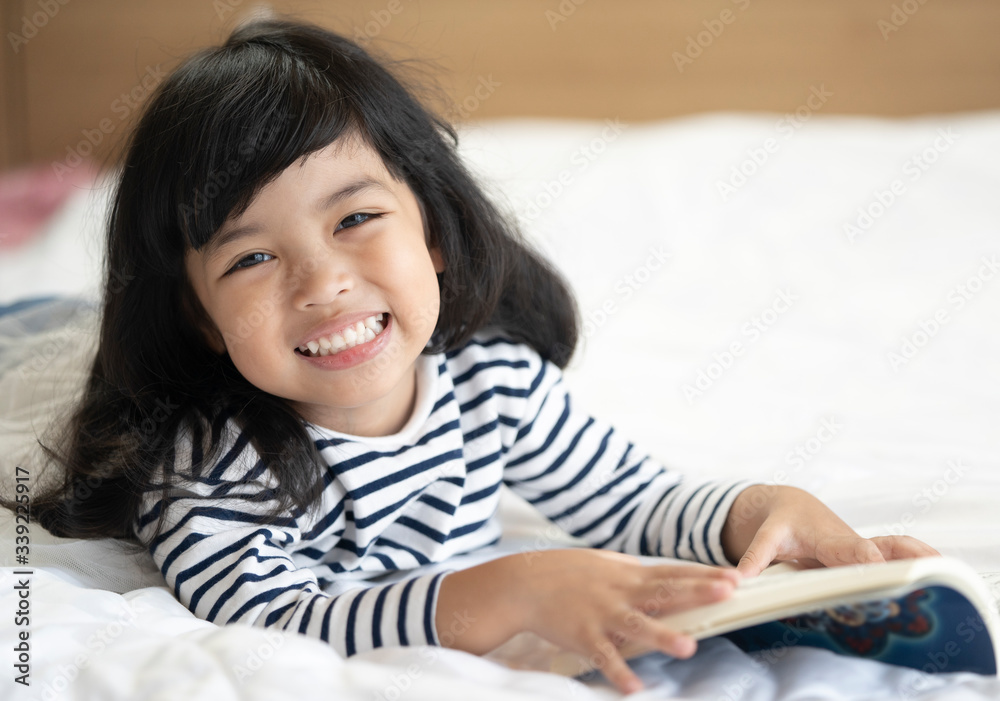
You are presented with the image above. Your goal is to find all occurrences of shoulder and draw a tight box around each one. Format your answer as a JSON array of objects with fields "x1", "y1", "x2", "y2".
[
  {"x1": 442, "y1": 328, "x2": 561, "y2": 399},
  {"x1": 164, "y1": 408, "x2": 267, "y2": 487}
]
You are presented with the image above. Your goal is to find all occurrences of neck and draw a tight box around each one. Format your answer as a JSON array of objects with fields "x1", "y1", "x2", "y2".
[{"x1": 296, "y1": 368, "x2": 418, "y2": 438}]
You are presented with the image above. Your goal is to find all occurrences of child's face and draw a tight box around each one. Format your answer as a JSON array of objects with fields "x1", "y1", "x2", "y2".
[{"x1": 184, "y1": 137, "x2": 444, "y2": 437}]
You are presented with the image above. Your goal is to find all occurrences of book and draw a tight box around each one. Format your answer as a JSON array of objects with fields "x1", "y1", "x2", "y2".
[{"x1": 485, "y1": 556, "x2": 1000, "y2": 678}]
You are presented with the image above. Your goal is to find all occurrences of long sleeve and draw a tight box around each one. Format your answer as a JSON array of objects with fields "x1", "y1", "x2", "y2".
[
  {"x1": 498, "y1": 348, "x2": 751, "y2": 566},
  {"x1": 133, "y1": 418, "x2": 446, "y2": 656}
]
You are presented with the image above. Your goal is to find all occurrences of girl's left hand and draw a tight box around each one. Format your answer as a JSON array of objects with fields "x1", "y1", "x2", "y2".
[{"x1": 721, "y1": 484, "x2": 941, "y2": 578}]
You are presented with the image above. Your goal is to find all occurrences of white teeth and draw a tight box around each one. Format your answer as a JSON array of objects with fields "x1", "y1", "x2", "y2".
[
  {"x1": 363, "y1": 315, "x2": 385, "y2": 333},
  {"x1": 299, "y1": 314, "x2": 389, "y2": 358}
]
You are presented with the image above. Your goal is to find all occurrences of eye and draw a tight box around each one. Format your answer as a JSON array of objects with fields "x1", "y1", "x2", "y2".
[
  {"x1": 337, "y1": 212, "x2": 382, "y2": 231},
  {"x1": 227, "y1": 252, "x2": 273, "y2": 274}
]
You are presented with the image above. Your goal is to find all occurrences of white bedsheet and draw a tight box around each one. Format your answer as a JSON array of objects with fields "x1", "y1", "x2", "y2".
[{"x1": 2, "y1": 111, "x2": 999, "y2": 700}]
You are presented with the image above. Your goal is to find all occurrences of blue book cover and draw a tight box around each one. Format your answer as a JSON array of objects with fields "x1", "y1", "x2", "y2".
[{"x1": 723, "y1": 583, "x2": 996, "y2": 675}]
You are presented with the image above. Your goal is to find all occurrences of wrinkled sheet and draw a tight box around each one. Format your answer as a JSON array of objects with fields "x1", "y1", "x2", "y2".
[{"x1": 2, "y1": 112, "x2": 1000, "y2": 700}]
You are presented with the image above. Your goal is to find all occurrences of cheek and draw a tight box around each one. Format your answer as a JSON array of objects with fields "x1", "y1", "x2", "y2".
[
  {"x1": 397, "y1": 254, "x2": 442, "y2": 330},
  {"x1": 225, "y1": 340, "x2": 283, "y2": 392}
]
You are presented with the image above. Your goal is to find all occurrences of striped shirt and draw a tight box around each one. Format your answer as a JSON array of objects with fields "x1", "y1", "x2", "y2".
[{"x1": 135, "y1": 331, "x2": 749, "y2": 657}]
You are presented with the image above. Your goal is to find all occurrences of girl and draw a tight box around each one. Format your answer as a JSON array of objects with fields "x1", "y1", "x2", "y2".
[{"x1": 17, "y1": 18, "x2": 936, "y2": 694}]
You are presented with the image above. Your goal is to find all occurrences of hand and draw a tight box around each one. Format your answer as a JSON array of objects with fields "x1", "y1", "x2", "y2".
[
  {"x1": 436, "y1": 548, "x2": 740, "y2": 694},
  {"x1": 721, "y1": 485, "x2": 941, "y2": 578}
]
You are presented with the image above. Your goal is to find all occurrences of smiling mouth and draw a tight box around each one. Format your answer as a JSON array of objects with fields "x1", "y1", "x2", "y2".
[{"x1": 296, "y1": 314, "x2": 388, "y2": 357}]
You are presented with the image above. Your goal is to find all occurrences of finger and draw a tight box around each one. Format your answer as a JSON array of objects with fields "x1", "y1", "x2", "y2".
[
  {"x1": 736, "y1": 526, "x2": 783, "y2": 578},
  {"x1": 869, "y1": 535, "x2": 941, "y2": 560},
  {"x1": 587, "y1": 638, "x2": 645, "y2": 695},
  {"x1": 815, "y1": 535, "x2": 886, "y2": 567},
  {"x1": 620, "y1": 610, "x2": 698, "y2": 660},
  {"x1": 646, "y1": 562, "x2": 742, "y2": 582},
  {"x1": 637, "y1": 576, "x2": 736, "y2": 616}
]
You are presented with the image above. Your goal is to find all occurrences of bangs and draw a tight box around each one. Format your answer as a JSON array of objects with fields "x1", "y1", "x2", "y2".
[
  {"x1": 170, "y1": 43, "x2": 359, "y2": 251},
  {"x1": 115, "y1": 19, "x2": 447, "y2": 281}
]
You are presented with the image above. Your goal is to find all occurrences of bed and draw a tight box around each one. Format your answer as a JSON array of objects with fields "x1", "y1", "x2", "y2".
[{"x1": 2, "y1": 110, "x2": 1000, "y2": 699}]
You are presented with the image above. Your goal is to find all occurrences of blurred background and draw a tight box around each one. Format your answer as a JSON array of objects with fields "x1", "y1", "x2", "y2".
[{"x1": 2, "y1": 0, "x2": 1000, "y2": 171}]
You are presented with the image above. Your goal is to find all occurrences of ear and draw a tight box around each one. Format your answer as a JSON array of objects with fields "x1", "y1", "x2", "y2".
[{"x1": 430, "y1": 246, "x2": 445, "y2": 274}]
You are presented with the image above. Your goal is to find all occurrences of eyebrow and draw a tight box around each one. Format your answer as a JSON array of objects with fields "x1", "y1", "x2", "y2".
[{"x1": 204, "y1": 177, "x2": 391, "y2": 260}]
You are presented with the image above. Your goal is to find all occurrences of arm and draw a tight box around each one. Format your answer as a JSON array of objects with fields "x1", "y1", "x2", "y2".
[
  {"x1": 499, "y1": 350, "x2": 749, "y2": 564},
  {"x1": 135, "y1": 424, "x2": 445, "y2": 656}
]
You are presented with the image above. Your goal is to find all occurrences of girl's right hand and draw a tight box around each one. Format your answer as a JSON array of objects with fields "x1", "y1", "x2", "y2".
[{"x1": 436, "y1": 548, "x2": 740, "y2": 694}]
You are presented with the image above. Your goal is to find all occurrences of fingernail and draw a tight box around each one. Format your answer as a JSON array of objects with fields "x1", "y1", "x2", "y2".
[
  {"x1": 711, "y1": 579, "x2": 735, "y2": 593},
  {"x1": 674, "y1": 636, "x2": 697, "y2": 658},
  {"x1": 623, "y1": 678, "x2": 643, "y2": 694}
]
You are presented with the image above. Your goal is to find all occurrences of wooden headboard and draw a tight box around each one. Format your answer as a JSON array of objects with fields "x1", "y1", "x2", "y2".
[{"x1": 3, "y1": 0, "x2": 999, "y2": 170}]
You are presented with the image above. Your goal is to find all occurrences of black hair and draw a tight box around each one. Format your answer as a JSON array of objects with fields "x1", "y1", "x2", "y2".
[{"x1": 6, "y1": 18, "x2": 579, "y2": 548}]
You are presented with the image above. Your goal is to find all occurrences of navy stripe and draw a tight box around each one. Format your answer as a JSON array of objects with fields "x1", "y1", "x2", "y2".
[
  {"x1": 459, "y1": 481, "x2": 500, "y2": 506},
  {"x1": 378, "y1": 537, "x2": 432, "y2": 566},
  {"x1": 424, "y1": 573, "x2": 445, "y2": 643},
  {"x1": 397, "y1": 579, "x2": 416, "y2": 645},
  {"x1": 320, "y1": 596, "x2": 335, "y2": 642},
  {"x1": 458, "y1": 387, "x2": 494, "y2": 413},
  {"x1": 174, "y1": 528, "x2": 284, "y2": 589},
  {"x1": 299, "y1": 593, "x2": 321, "y2": 634},
  {"x1": 372, "y1": 586, "x2": 391, "y2": 647},
  {"x1": 210, "y1": 563, "x2": 296, "y2": 621},
  {"x1": 672, "y1": 484, "x2": 708, "y2": 559},
  {"x1": 519, "y1": 420, "x2": 601, "y2": 489},
  {"x1": 188, "y1": 545, "x2": 289, "y2": 611},
  {"x1": 452, "y1": 358, "x2": 530, "y2": 386},
  {"x1": 224, "y1": 579, "x2": 311, "y2": 624},
  {"x1": 542, "y1": 457, "x2": 641, "y2": 522},
  {"x1": 345, "y1": 588, "x2": 367, "y2": 656},
  {"x1": 463, "y1": 418, "x2": 498, "y2": 443},
  {"x1": 639, "y1": 482, "x2": 679, "y2": 555},
  {"x1": 396, "y1": 516, "x2": 447, "y2": 544},
  {"x1": 572, "y1": 478, "x2": 653, "y2": 544},
  {"x1": 152, "y1": 505, "x2": 294, "y2": 553},
  {"x1": 265, "y1": 601, "x2": 297, "y2": 627},
  {"x1": 351, "y1": 449, "x2": 464, "y2": 503},
  {"x1": 506, "y1": 393, "x2": 570, "y2": 468},
  {"x1": 417, "y1": 493, "x2": 457, "y2": 515},
  {"x1": 159, "y1": 532, "x2": 207, "y2": 572},
  {"x1": 468, "y1": 450, "x2": 500, "y2": 471},
  {"x1": 700, "y1": 482, "x2": 743, "y2": 565},
  {"x1": 686, "y1": 486, "x2": 717, "y2": 563},
  {"x1": 431, "y1": 390, "x2": 455, "y2": 414},
  {"x1": 208, "y1": 431, "x2": 253, "y2": 480},
  {"x1": 302, "y1": 498, "x2": 346, "y2": 540}
]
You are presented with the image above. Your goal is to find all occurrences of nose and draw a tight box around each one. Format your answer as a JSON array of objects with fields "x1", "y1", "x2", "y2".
[{"x1": 289, "y1": 251, "x2": 353, "y2": 310}]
